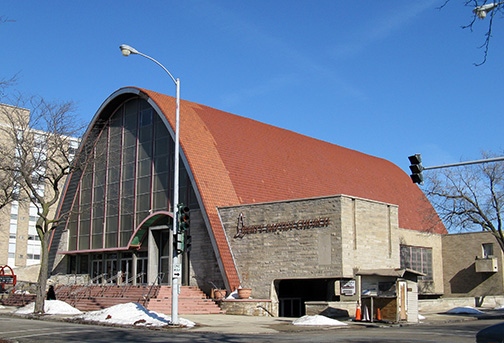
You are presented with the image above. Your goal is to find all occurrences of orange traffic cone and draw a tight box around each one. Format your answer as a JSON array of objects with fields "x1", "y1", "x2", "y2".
[
  {"x1": 355, "y1": 301, "x2": 361, "y2": 321},
  {"x1": 376, "y1": 307, "x2": 382, "y2": 321}
]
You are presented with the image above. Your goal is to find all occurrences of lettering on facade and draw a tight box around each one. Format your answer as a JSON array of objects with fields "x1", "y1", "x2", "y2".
[{"x1": 234, "y1": 212, "x2": 330, "y2": 238}]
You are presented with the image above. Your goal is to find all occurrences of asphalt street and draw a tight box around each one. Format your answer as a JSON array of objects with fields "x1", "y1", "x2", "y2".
[{"x1": 0, "y1": 312, "x2": 500, "y2": 343}]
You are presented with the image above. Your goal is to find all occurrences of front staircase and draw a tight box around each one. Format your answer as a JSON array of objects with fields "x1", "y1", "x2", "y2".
[{"x1": 1, "y1": 285, "x2": 224, "y2": 315}]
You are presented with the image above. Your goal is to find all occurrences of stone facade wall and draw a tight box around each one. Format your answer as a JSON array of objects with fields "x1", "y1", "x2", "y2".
[
  {"x1": 398, "y1": 228, "x2": 444, "y2": 294},
  {"x1": 218, "y1": 299, "x2": 273, "y2": 316},
  {"x1": 219, "y1": 196, "x2": 343, "y2": 299},
  {"x1": 340, "y1": 197, "x2": 400, "y2": 277},
  {"x1": 188, "y1": 209, "x2": 225, "y2": 293},
  {"x1": 442, "y1": 231, "x2": 504, "y2": 297}
]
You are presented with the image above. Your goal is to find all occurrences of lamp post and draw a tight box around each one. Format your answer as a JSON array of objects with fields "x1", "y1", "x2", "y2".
[
  {"x1": 119, "y1": 44, "x2": 181, "y2": 325},
  {"x1": 473, "y1": 2, "x2": 503, "y2": 18}
]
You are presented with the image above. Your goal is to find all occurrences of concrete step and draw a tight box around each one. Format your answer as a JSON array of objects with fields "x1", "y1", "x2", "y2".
[{"x1": 52, "y1": 285, "x2": 224, "y2": 314}]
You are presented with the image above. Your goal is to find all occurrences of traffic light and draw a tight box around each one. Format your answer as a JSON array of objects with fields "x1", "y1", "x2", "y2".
[
  {"x1": 174, "y1": 232, "x2": 184, "y2": 255},
  {"x1": 408, "y1": 154, "x2": 424, "y2": 184},
  {"x1": 178, "y1": 204, "x2": 190, "y2": 232},
  {"x1": 184, "y1": 234, "x2": 192, "y2": 252}
]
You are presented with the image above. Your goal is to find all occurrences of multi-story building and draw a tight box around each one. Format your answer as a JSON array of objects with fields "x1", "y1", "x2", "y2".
[{"x1": 0, "y1": 103, "x2": 79, "y2": 278}]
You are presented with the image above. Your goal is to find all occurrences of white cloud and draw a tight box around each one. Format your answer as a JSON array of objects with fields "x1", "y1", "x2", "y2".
[{"x1": 331, "y1": 1, "x2": 438, "y2": 59}]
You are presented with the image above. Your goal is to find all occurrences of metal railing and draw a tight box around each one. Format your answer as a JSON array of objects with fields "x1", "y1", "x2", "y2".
[{"x1": 142, "y1": 273, "x2": 164, "y2": 306}]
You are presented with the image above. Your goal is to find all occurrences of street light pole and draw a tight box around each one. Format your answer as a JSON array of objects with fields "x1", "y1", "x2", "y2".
[{"x1": 119, "y1": 44, "x2": 181, "y2": 325}]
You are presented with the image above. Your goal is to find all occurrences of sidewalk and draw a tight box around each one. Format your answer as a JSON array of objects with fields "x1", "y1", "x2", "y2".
[
  {"x1": 183, "y1": 314, "x2": 297, "y2": 334},
  {"x1": 181, "y1": 311, "x2": 479, "y2": 334},
  {"x1": 0, "y1": 305, "x2": 484, "y2": 335}
]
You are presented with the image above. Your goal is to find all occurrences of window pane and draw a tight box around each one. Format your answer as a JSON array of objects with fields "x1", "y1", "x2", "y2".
[
  {"x1": 136, "y1": 194, "x2": 150, "y2": 213},
  {"x1": 121, "y1": 196, "x2": 134, "y2": 214},
  {"x1": 106, "y1": 216, "x2": 118, "y2": 234},
  {"x1": 139, "y1": 126, "x2": 152, "y2": 144},
  {"x1": 153, "y1": 191, "x2": 168, "y2": 211},
  {"x1": 124, "y1": 127, "x2": 137, "y2": 147},
  {"x1": 123, "y1": 146, "x2": 136, "y2": 165},
  {"x1": 79, "y1": 235, "x2": 90, "y2": 250},
  {"x1": 120, "y1": 213, "x2": 134, "y2": 232},
  {"x1": 137, "y1": 177, "x2": 151, "y2": 195},
  {"x1": 92, "y1": 234, "x2": 102, "y2": 249},
  {"x1": 105, "y1": 233, "x2": 117, "y2": 248},
  {"x1": 140, "y1": 109, "x2": 152, "y2": 127},
  {"x1": 154, "y1": 137, "x2": 169, "y2": 156},
  {"x1": 137, "y1": 159, "x2": 151, "y2": 177},
  {"x1": 153, "y1": 172, "x2": 169, "y2": 192}
]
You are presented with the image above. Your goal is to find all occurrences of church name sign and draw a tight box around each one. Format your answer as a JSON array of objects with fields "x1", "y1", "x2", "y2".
[{"x1": 234, "y1": 213, "x2": 330, "y2": 238}]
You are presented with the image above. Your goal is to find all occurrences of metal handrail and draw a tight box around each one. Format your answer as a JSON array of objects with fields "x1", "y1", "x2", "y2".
[
  {"x1": 142, "y1": 273, "x2": 164, "y2": 306},
  {"x1": 90, "y1": 273, "x2": 107, "y2": 284}
]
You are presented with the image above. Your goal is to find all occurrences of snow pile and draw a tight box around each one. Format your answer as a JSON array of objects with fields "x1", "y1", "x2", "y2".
[
  {"x1": 15, "y1": 300, "x2": 82, "y2": 315},
  {"x1": 446, "y1": 306, "x2": 484, "y2": 314},
  {"x1": 495, "y1": 304, "x2": 504, "y2": 310},
  {"x1": 292, "y1": 315, "x2": 347, "y2": 326},
  {"x1": 75, "y1": 302, "x2": 195, "y2": 327},
  {"x1": 226, "y1": 289, "x2": 239, "y2": 299}
]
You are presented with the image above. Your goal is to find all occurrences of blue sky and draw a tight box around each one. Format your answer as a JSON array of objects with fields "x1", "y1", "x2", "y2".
[{"x1": 2, "y1": 1, "x2": 503, "y2": 175}]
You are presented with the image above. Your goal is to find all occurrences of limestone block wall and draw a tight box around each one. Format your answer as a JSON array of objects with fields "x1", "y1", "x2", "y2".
[
  {"x1": 398, "y1": 228, "x2": 444, "y2": 294},
  {"x1": 340, "y1": 196, "x2": 400, "y2": 277},
  {"x1": 187, "y1": 209, "x2": 225, "y2": 292},
  {"x1": 219, "y1": 196, "x2": 343, "y2": 299}
]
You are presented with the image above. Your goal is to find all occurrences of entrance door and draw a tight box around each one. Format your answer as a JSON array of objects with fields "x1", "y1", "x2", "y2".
[
  {"x1": 120, "y1": 253, "x2": 132, "y2": 284},
  {"x1": 105, "y1": 253, "x2": 118, "y2": 283},
  {"x1": 91, "y1": 255, "x2": 103, "y2": 284},
  {"x1": 398, "y1": 281, "x2": 408, "y2": 321},
  {"x1": 136, "y1": 252, "x2": 148, "y2": 284},
  {"x1": 159, "y1": 230, "x2": 171, "y2": 284},
  {"x1": 277, "y1": 278, "x2": 334, "y2": 317}
]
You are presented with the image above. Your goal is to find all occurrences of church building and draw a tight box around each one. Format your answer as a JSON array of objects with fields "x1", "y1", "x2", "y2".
[{"x1": 49, "y1": 87, "x2": 446, "y2": 320}]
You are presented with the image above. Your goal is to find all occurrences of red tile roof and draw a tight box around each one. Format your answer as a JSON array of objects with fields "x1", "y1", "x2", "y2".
[{"x1": 139, "y1": 88, "x2": 445, "y2": 290}]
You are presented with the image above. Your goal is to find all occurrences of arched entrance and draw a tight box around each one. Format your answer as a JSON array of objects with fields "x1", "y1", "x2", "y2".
[{"x1": 129, "y1": 212, "x2": 175, "y2": 285}]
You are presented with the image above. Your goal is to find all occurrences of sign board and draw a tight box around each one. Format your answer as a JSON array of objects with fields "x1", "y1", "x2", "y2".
[
  {"x1": 0, "y1": 275, "x2": 15, "y2": 284},
  {"x1": 341, "y1": 279, "x2": 356, "y2": 296},
  {"x1": 173, "y1": 263, "x2": 182, "y2": 279}
]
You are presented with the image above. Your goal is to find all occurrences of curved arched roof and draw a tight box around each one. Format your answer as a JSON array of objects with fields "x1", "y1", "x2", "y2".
[
  {"x1": 141, "y1": 88, "x2": 444, "y2": 228},
  {"x1": 87, "y1": 87, "x2": 445, "y2": 289}
]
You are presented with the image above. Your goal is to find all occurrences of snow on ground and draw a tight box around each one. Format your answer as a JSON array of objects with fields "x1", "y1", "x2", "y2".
[
  {"x1": 292, "y1": 315, "x2": 347, "y2": 326},
  {"x1": 75, "y1": 302, "x2": 195, "y2": 327},
  {"x1": 15, "y1": 300, "x2": 82, "y2": 315},
  {"x1": 14, "y1": 301, "x2": 194, "y2": 327},
  {"x1": 446, "y1": 306, "x2": 484, "y2": 314}
]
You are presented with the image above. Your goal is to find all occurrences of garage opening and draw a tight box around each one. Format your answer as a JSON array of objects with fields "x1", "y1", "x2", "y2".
[{"x1": 275, "y1": 278, "x2": 338, "y2": 317}]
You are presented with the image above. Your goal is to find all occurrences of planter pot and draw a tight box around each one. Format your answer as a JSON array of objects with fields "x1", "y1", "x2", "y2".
[
  {"x1": 237, "y1": 288, "x2": 252, "y2": 299},
  {"x1": 212, "y1": 289, "x2": 226, "y2": 300}
]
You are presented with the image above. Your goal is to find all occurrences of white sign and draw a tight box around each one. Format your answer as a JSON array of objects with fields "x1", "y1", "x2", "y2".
[
  {"x1": 341, "y1": 280, "x2": 356, "y2": 296},
  {"x1": 173, "y1": 263, "x2": 182, "y2": 278}
]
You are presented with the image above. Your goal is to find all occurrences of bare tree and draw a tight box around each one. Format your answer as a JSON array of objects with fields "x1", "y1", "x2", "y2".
[
  {"x1": 440, "y1": 1, "x2": 504, "y2": 65},
  {"x1": 0, "y1": 95, "x2": 84, "y2": 314},
  {"x1": 424, "y1": 152, "x2": 504, "y2": 251}
]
